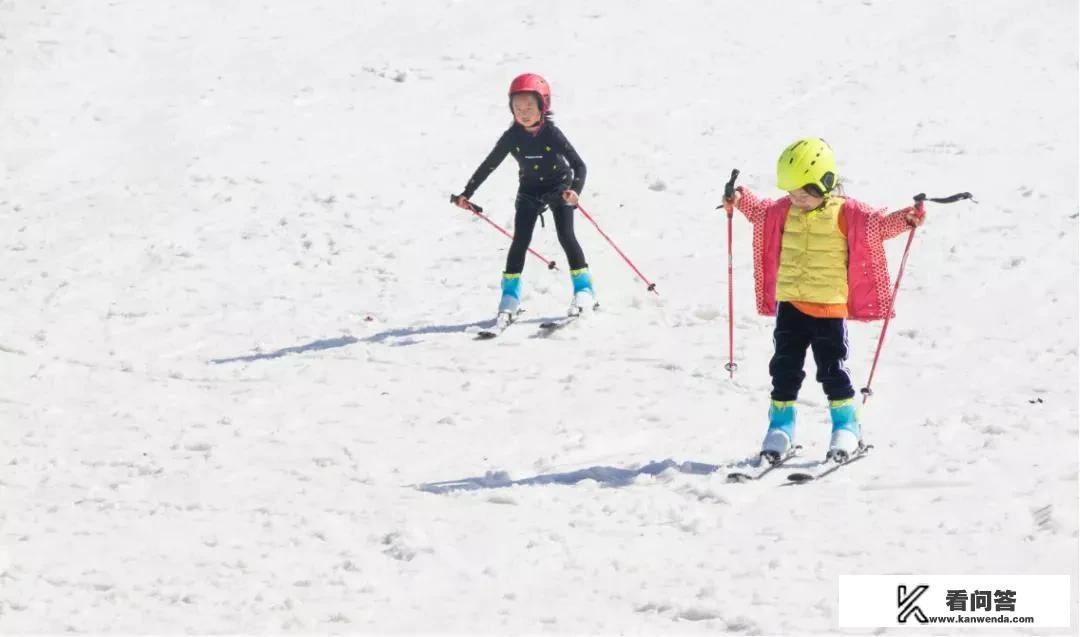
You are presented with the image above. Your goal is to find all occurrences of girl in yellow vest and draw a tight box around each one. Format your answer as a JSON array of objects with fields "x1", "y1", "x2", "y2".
[{"x1": 725, "y1": 138, "x2": 924, "y2": 463}]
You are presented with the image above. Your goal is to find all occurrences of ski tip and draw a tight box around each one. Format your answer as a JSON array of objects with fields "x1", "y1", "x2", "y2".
[{"x1": 538, "y1": 316, "x2": 577, "y2": 332}]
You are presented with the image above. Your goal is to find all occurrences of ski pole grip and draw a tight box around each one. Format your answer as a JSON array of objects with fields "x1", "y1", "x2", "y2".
[
  {"x1": 724, "y1": 168, "x2": 740, "y2": 201},
  {"x1": 929, "y1": 192, "x2": 973, "y2": 204},
  {"x1": 717, "y1": 168, "x2": 741, "y2": 209},
  {"x1": 450, "y1": 193, "x2": 483, "y2": 213},
  {"x1": 913, "y1": 192, "x2": 973, "y2": 205}
]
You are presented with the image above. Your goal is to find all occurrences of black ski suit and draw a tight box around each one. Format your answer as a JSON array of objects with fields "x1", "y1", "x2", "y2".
[{"x1": 461, "y1": 121, "x2": 588, "y2": 274}]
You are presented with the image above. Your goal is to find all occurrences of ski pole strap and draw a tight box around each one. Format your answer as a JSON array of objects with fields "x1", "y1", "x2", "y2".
[
  {"x1": 913, "y1": 192, "x2": 973, "y2": 205},
  {"x1": 449, "y1": 193, "x2": 484, "y2": 213}
]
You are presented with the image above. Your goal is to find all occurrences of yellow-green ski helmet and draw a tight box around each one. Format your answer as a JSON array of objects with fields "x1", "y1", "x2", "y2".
[{"x1": 776, "y1": 137, "x2": 838, "y2": 194}]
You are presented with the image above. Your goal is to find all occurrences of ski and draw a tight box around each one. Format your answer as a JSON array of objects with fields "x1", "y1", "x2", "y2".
[
  {"x1": 475, "y1": 323, "x2": 510, "y2": 339},
  {"x1": 473, "y1": 308, "x2": 527, "y2": 340},
  {"x1": 726, "y1": 445, "x2": 803, "y2": 483},
  {"x1": 537, "y1": 314, "x2": 579, "y2": 333},
  {"x1": 538, "y1": 301, "x2": 599, "y2": 334},
  {"x1": 784, "y1": 443, "x2": 873, "y2": 485}
]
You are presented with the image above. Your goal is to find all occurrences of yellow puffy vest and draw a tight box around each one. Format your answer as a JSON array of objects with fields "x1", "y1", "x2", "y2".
[{"x1": 776, "y1": 197, "x2": 849, "y2": 304}]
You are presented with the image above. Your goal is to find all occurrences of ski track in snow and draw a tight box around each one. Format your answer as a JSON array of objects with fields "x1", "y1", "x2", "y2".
[{"x1": 1, "y1": 0, "x2": 1077, "y2": 633}]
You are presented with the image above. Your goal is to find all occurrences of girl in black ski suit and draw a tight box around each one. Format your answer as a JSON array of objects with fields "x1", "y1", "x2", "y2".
[{"x1": 453, "y1": 73, "x2": 595, "y2": 322}]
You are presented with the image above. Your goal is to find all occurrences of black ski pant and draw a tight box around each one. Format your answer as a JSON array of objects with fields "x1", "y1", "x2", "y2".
[
  {"x1": 505, "y1": 189, "x2": 587, "y2": 275},
  {"x1": 769, "y1": 302, "x2": 856, "y2": 402}
]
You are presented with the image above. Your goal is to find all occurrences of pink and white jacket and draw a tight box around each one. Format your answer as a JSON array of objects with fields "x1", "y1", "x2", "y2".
[{"x1": 735, "y1": 188, "x2": 915, "y2": 321}]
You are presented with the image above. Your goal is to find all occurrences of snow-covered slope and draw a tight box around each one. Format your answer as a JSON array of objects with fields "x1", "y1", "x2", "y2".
[{"x1": 1, "y1": 0, "x2": 1076, "y2": 632}]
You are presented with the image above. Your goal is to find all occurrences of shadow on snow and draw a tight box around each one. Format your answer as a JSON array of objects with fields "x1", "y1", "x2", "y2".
[
  {"x1": 210, "y1": 315, "x2": 568, "y2": 364},
  {"x1": 417, "y1": 458, "x2": 757, "y2": 494}
]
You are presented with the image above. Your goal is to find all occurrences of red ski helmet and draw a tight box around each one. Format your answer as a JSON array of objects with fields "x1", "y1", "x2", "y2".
[{"x1": 508, "y1": 73, "x2": 551, "y2": 113}]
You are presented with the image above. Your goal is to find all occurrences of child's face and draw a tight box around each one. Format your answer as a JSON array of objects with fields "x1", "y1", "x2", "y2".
[
  {"x1": 511, "y1": 93, "x2": 542, "y2": 128},
  {"x1": 788, "y1": 187, "x2": 825, "y2": 210}
]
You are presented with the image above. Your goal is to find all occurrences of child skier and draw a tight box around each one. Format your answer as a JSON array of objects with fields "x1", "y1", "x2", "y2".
[
  {"x1": 452, "y1": 73, "x2": 595, "y2": 329},
  {"x1": 724, "y1": 138, "x2": 925, "y2": 463}
]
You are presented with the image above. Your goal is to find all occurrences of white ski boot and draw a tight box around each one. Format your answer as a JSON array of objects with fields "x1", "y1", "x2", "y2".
[{"x1": 568, "y1": 289, "x2": 599, "y2": 316}]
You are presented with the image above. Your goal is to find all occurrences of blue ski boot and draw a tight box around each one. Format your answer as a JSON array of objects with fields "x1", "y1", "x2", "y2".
[
  {"x1": 760, "y1": 400, "x2": 796, "y2": 464},
  {"x1": 568, "y1": 267, "x2": 598, "y2": 316},
  {"x1": 826, "y1": 398, "x2": 862, "y2": 463},
  {"x1": 495, "y1": 272, "x2": 522, "y2": 328}
]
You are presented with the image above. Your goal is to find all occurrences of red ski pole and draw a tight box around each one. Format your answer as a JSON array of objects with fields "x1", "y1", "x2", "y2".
[
  {"x1": 450, "y1": 195, "x2": 557, "y2": 270},
  {"x1": 575, "y1": 203, "x2": 659, "y2": 295},
  {"x1": 716, "y1": 169, "x2": 740, "y2": 378},
  {"x1": 860, "y1": 191, "x2": 972, "y2": 403}
]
